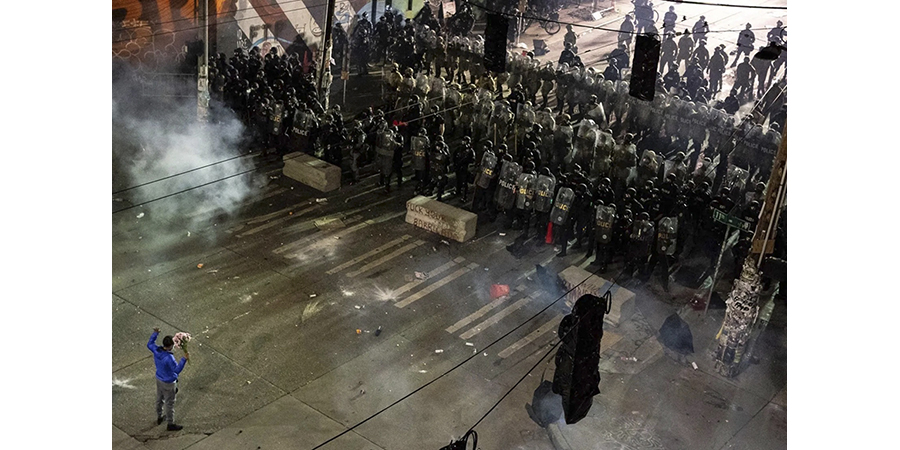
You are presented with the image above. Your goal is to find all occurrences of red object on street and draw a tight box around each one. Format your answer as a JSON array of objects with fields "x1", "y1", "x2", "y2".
[
  {"x1": 545, "y1": 222, "x2": 554, "y2": 244},
  {"x1": 490, "y1": 284, "x2": 510, "y2": 299}
]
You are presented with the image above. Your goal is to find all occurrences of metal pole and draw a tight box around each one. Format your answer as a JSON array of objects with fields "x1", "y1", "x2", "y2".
[
  {"x1": 197, "y1": 0, "x2": 210, "y2": 121},
  {"x1": 704, "y1": 224, "x2": 733, "y2": 317},
  {"x1": 317, "y1": 0, "x2": 337, "y2": 109}
]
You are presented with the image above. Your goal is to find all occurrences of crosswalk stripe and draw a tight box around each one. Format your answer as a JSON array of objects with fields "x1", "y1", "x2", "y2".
[
  {"x1": 325, "y1": 235, "x2": 413, "y2": 275},
  {"x1": 346, "y1": 240, "x2": 426, "y2": 278},
  {"x1": 392, "y1": 257, "x2": 463, "y2": 298},
  {"x1": 497, "y1": 314, "x2": 563, "y2": 358},
  {"x1": 395, "y1": 262, "x2": 479, "y2": 309},
  {"x1": 276, "y1": 211, "x2": 405, "y2": 257},
  {"x1": 459, "y1": 293, "x2": 537, "y2": 340},
  {"x1": 272, "y1": 198, "x2": 395, "y2": 248},
  {"x1": 445, "y1": 284, "x2": 527, "y2": 335},
  {"x1": 238, "y1": 203, "x2": 322, "y2": 237}
]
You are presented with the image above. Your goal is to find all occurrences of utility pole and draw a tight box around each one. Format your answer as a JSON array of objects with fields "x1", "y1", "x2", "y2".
[
  {"x1": 714, "y1": 123, "x2": 787, "y2": 377},
  {"x1": 317, "y1": 0, "x2": 337, "y2": 110},
  {"x1": 197, "y1": 0, "x2": 210, "y2": 121}
]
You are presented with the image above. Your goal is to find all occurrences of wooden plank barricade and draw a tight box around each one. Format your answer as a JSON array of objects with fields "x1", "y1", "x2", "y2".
[{"x1": 405, "y1": 196, "x2": 477, "y2": 243}]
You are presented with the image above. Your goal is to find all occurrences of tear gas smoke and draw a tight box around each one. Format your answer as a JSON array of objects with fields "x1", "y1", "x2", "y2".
[{"x1": 113, "y1": 64, "x2": 261, "y2": 230}]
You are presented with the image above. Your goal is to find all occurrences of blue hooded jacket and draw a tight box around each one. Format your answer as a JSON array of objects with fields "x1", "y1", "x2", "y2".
[{"x1": 148, "y1": 331, "x2": 187, "y2": 383}]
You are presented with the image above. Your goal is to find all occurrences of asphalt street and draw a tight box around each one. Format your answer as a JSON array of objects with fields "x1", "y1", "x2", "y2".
[{"x1": 112, "y1": 2, "x2": 787, "y2": 449}]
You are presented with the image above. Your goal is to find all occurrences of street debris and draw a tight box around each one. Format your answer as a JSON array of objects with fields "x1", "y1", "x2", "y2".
[
  {"x1": 692, "y1": 362, "x2": 699, "y2": 370},
  {"x1": 620, "y1": 356, "x2": 638, "y2": 362},
  {"x1": 490, "y1": 284, "x2": 510, "y2": 299},
  {"x1": 315, "y1": 198, "x2": 328, "y2": 203},
  {"x1": 207, "y1": 270, "x2": 218, "y2": 274},
  {"x1": 113, "y1": 198, "x2": 123, "y2": 202},
  {"x1": 483, "y1": 353, "x2": 488, "y2": 356},
  {"x1": 415, "y1": 271, "x2": 428, "y2": 280},
  {"x1": 418, "y1": 370, "x2": 428, "y2": 373},
  {"x1": 432, "y1": 246, "x2": 437, "y2": 251},
  {"x1": 269, "y1": 175, "x2": 279, "y2": 180},
  {"x1": 187, "y1": 231, "x2": 191, "y2": 237},
  {"x1": 440, "y1": 240, "x2": 450, "y2": 245},
  {"x1": 434, "y1": 349, "x2": 444, "y2": 354},
  {"x1": 356, "y1": 329, "x2": 362, "y2": 334},
  {"x1": 136, "y1": 212, "x2": 145, "y2": 219},
  {"x1": 499, "y1": 232, "x2": 506, "y2": 236},
  {"x1": 197, "y1": 264, "x2": 204, "y2": 269},
  {"x1": 484, "y1": 267, "x2": 489, "y2": 271},
  {"x1": 354, "y1": 305, "x2": 361, "y2": 309},
  {"x1": 375, "y1": 326, "x2": 382, "y2": 336},
  {"x1": 465, "y1": 342, "x2": 474, "y2": 347},
  {"x1": 309, "y1": 294, "x2": 317, "y2": 298}
]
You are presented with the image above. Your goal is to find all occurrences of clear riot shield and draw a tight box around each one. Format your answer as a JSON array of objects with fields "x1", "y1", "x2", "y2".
[
  {"x1": 725, "y1": 165, "x2": 749, "y2": 195},
  {"x1": 585, "y1": 103, "x2": 607, "y2": 130},
  {"x1": 475, "y1": 151, "x2": 498, "y2": 189},
  {"x1": 574, "y1": 119, "x2": 599, "y2": 168},
  {"x1": 292, "y1": 110, "x2": 313, "y2": 136},
  {"x1": 516, "y1": 103, "x2": 536, "y2": 129},
  {"x1": 415, "y1": 73, "x2": 431, "y2": 96},
  {"x1": 551, "y1": 187, "x2": 576, "y2": 225},
  {"x1": 656, "y1": 216, "x2": 679, "y2": 255},
  {"x1": 269, "y1": 102, "x2": 284, "y2": 134},
  {"x1": 533, "y1": 175, "x2": 557, "y2": 213},
  {"x1": 555, "y1": 125, "x2": 574, "y2": 148},
  {"x1": 515, "y1": 172, "x2": 537, "y2": 210},
  {"x1": 594, "y1": 205, "x2": 616, "y2": 244},
  {"x1": 495, "y1": 160, "x2": 522, "y2": 210},
  {"x1": 631, "y1": 219, "x2": 655, "y2": 244},
  {"x1": 376, "y1": 130, "x2": 394, "y2": 157},
  {"x1": 411, "y1": 135, "x2": 430, "y2": 171}
]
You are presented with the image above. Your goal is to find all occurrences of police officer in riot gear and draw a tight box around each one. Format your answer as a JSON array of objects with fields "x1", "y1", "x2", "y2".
[
  {"x1": 431, "y1": 135, "x2": 452, "y2": 200},
  {"x1": 411, "y1": 127, "x2": 431, "y2": 195},
  {"x1": 586, "y1": 201, "x2": 616, "y2": 271},
  {"x1": 533, "y1": 167, "x2": 556, "y2": 242},
  {"x1": 453, "y1": 136, "x2": 476, "y2": 200},
  {"x1": 625, "y1": 211, "x2": 655, "y2": 281}
]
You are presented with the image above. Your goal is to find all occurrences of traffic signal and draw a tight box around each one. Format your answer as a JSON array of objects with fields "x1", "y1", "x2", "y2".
[
  {"x1": 483, "y1": 13, "x2": 509, "y2": 73},
  {"x1": 552, "y1": 293, "x2": 608, "y2": 424},
  {"x1": 630, "y1": 34, "x2": 661, "y2": 101},
  {"x1": 439, "y1": 430, "x2": 477, "y2": 450}
]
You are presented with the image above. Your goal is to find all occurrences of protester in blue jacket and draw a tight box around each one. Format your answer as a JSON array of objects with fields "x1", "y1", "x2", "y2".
[{"x1": 148, "y1": 327, "x2": 189, "y2": 431}]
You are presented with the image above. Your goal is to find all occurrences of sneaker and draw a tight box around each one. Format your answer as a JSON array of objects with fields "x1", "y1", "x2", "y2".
[
  {"x1": 157, "y1": 416, "x2": 165, "y2": 425},
  {"x1": 167, "y1": 424, "x2": 184, "y2": 431}
]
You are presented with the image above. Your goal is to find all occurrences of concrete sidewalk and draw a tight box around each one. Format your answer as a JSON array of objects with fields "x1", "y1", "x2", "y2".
[{"x1": 544, "y1": 280, "x2": 787, "y2": 450}]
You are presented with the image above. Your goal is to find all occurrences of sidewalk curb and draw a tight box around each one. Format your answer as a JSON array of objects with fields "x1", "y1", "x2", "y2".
[{"x1": 546, "y1": 422, "x2": 574, "y2": 450}]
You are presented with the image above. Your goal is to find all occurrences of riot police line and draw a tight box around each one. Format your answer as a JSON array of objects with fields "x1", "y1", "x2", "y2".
[{"x1": 202, "y1": 5, "x2": 785, "y2": 288}]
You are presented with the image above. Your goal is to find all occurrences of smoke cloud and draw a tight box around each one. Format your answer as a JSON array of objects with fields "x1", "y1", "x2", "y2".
[{"x1": 112, "y1": 62, "x2": 262, "y2": 231}]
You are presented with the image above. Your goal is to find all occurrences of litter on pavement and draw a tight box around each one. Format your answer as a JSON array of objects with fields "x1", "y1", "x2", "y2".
[{"x1": 490, "y1": 284, "x2": 510, "y2": 299}]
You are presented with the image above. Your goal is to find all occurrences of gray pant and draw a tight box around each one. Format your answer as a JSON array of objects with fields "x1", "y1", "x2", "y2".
[{"x1": 155, "y1": 378, "x2": 177, "y2": 424}]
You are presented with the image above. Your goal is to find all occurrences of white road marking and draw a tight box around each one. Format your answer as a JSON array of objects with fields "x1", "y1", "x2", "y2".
[
  {"x1": 445, "y1": 285, "x2": 527, "y2": 334},
  {"x1": 497, "y1": 314, "x2": 563, "y2": 359},
  {"x1": 346, "y1": 240, "x2": 426, "y2": 278},
  {"x1": 392, "y1": 257, "x2": 463, "y2": 298},
  {"x1": 459, "y1": 293, "x2": 537, "y2": 340},
  {"x1": 238, "y1": 203, "x2": 322, "y2": 237},
  {"x1": 325, "y1": 235, "x2": 413, "y2": 275},
  {"x1": 395, "y1": 262, "x2": 479, "y2": 309},
  {"x1": 276, "y1": 211, "x2": 405, "y2": 257}
]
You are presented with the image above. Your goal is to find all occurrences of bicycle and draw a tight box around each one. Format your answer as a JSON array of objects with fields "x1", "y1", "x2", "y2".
[{"x1": 523, "y1": 7, "x2": 561, "y2": 35}]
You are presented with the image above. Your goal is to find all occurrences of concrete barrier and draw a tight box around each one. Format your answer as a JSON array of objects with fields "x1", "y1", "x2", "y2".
[
  {"x1": 405, "y1": 196, "x2": 477, "y2": 243},
  {"x1": 558, "y1": 266, "x2": 635, "y2": 327},
  {"x1": 282, "y1": 152, "x2": 341, "y2": 192}
]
